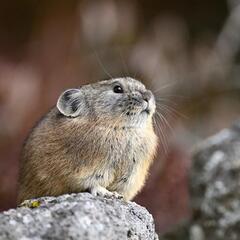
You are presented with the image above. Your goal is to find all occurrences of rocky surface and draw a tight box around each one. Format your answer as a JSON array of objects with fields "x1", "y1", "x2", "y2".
[
  {"x1": 189, "y1": 122, "x2": 240, "y2": 240},
  {"x1": 160, "y1": 121, "x2": 240, "y2": 240},
  {"x1": 0, "y1": 193, "x2": 158, "y2": 240}
]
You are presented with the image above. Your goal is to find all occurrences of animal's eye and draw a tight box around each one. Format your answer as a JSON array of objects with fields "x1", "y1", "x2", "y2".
[{"x1": 113, "y1": 85, "x2": 124, "y2": 93}]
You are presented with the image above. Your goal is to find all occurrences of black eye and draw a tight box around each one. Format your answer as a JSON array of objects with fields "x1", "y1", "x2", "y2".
[{"x1": 113, "y1": 85, "x2": 124, "y2": 93}]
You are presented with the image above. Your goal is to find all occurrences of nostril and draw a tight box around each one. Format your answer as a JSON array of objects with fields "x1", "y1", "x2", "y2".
[
  {"x1": 143, "y1": 97, "x2": 149, "y2": 103},
  {"x1": 142, "y1": 90, "x2": 152, "y2": 102}
]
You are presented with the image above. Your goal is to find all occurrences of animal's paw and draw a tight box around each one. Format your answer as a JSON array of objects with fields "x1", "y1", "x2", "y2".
[{"x1": 90, "y1": 186, "x2": 123, "y2": 199}]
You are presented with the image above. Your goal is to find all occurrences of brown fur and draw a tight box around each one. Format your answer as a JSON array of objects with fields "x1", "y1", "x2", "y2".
[{"x1": 17, "y1": 78, "x2": 158, "y2": 203}]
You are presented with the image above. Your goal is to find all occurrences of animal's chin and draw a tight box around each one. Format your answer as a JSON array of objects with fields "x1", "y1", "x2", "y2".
[{"x1": 124, "y1": 111, "x2": 151, "y2": 128}]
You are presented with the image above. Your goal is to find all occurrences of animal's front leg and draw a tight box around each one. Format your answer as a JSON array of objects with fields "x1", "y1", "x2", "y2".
[{"x1": 90, "y1": 185, "x2": 123, "y2": 199}]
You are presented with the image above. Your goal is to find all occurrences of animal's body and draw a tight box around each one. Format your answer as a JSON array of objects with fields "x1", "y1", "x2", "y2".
[{"x1": 17, "y1": 77, "x2": 158, "y2": 204}]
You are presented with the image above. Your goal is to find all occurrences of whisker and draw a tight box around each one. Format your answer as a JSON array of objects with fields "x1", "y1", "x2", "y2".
[
  {"x1": 147, "y1": 59, "x2": 161, "y2": 87},
  {"x1": 156, "y1": 102, "x2": 188, "y2": 119},
  {"x1": 93, "y1": 50, "x2": 113, "y2": 79},
  {"x1": 155, "y1": 94, "x2": 189, "y2": 100},
  {"x1": 155, "y1": 97, "x2": 179, "y2": 108},
  {"x1": 152, "y1": 81, "x2": 178, "y2": 94},
  {"x1": 118, "y1": 47, "x2": 130, "y2": 78},
  {"x1": 155, "y1": 111, "x2": 174, "y2": 133},
  {"x1": 153, "y1": 116, "x2": 169, "y2": 155},
  {"x1": 156, "y1": 104, "x2": 180, "y2": 120}
]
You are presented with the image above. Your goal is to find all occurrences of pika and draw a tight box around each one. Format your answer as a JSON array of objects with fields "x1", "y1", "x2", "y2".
[{"x1": 17, "y1": 77, "x2": 158, "y2": 204}]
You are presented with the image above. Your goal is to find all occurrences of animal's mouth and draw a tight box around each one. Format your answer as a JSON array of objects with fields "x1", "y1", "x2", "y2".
[
  {"x1": 143, "y1": 108, "x2": 150, "y2": 114},
  {"x1": 126, "y1": 107, "x2": 150, "y2": 116},
  {"x1": 141, "y1": 103, "x2": 151, "y2": 115},
  {"x1": 124, "y1": 101, "x2": 152, "y2": 117}
]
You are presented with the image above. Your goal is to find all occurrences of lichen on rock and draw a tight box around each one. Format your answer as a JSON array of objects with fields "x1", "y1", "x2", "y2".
[{"x1": 0, "y1": 193, "x2": 158, "y2": 240}]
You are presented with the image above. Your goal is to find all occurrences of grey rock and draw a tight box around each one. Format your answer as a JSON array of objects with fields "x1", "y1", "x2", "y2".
[
  {"x1": 0, "y1": 193, "x2": 158, "y2": 240},
  {"x1": 159, "y1": 121, "x2": 240, "y2": 240},
  {"x1": 190, "y1": 124, "x2": 240, "y2": 240}
]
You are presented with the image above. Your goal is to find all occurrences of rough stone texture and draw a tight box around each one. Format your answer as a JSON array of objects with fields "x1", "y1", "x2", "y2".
[
  {"x1": 159, "y1": 121, "x2": 240, "y2": 240},
  {"x1": 0, "y1": 193, "x2": 158, "y2": 240},
  {"x1": 189, "y1": 122, "x2": 240, "y2": 240}
]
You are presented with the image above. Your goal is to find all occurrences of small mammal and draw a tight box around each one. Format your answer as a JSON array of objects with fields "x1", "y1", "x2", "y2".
[{"x1": 17, "y1": 77, "x2": 158, "y2": 204}]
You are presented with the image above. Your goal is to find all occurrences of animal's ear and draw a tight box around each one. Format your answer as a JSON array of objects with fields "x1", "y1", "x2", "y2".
[{"x1": 57, "y1": 88, "x2": 85, "y2": 117}]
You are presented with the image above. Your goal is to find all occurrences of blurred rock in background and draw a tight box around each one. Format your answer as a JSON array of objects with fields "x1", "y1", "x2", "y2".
[
  {"x1": 0, "y1": 0, "x2": 239, "y2": 236},
  {"x1": 159, "y1": 121, "x2": 240, "y2": 240}
]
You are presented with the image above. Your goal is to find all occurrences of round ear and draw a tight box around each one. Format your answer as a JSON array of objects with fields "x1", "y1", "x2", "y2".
[{"x1": 57, "y1": 88, "x2": 84, "y2": 117}]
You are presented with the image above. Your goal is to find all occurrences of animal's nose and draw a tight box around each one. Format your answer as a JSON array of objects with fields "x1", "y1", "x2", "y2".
[
  {"x1": 131, "y1": 96, "x2": 142, "y2": 103},
  {"x1": 142, "y1": 90, "x2": 152, "y2": 103}
]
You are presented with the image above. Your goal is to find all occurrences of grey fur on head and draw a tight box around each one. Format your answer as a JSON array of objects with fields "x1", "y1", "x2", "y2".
[{"x1": 56, "y1": 77, "x2": 156, "y2": 127}]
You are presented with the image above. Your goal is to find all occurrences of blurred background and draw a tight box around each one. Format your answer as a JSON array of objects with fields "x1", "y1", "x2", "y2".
[{"x1": 0, "y1": 0, "x2": 240, "y2": 236}]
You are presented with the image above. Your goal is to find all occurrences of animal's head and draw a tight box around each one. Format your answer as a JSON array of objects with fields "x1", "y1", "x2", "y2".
[{"x1": 57, "y1": 77, "x2": 156, "y2": 128}]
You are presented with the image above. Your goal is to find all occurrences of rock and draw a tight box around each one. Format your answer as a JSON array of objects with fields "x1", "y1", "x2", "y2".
[
  {"x1": 159, "y1": 121, "x2": 240, "y2": 240},
  {"x1": 0, "y1": 193, "x2": 158, "y2": 240},
  {"x1": 189, "y1": 123, "x2": 240, "y2": 240}
]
